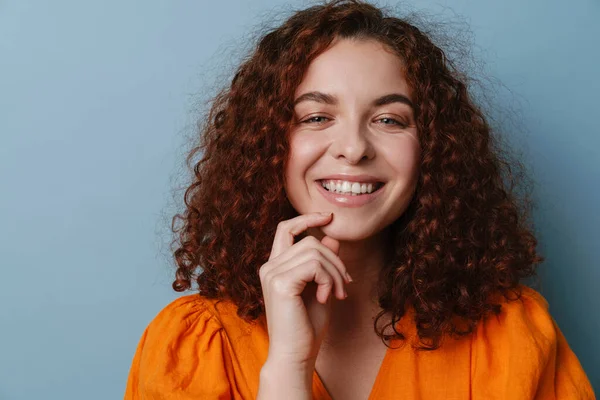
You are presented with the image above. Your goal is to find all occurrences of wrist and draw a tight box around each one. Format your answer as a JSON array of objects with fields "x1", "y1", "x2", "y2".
[
  {"x1": 262, "y1": 353, "x2": 316, "y2": 371},
  {"x1": 260, "y1": 357, "x2": 314, "y2": 382}
]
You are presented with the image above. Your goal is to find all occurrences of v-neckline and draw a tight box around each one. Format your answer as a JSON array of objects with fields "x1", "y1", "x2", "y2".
[{"x1": 312, "y1": 341, "x2": 394, "y2": 400}]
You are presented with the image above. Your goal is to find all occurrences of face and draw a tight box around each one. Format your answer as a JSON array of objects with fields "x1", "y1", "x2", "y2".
[{"x1": 284, "y1": 37, "x2": 421, "y2": 242}]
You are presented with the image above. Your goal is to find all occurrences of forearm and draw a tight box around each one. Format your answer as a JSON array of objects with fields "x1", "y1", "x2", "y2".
[{"x1": 257, "y1": 359, "x2": 314, "y2": 400}]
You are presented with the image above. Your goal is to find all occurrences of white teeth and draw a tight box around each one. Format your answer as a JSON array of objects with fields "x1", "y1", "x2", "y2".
[{"x1": 321, "y1": 179, "x2": 381, "y2": 195}]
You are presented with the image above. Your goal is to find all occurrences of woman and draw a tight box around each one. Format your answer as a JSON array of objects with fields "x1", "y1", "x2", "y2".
[{"x1": 124, "y1": 1, "x2": 595, "y2": 399}]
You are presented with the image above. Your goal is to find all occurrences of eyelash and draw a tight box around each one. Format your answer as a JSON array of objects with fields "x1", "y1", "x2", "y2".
[{"x1": 300, "y1": 115, "x2": 408, "y2": 128}]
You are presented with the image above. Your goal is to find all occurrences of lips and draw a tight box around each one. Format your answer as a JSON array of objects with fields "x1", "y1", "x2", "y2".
[
  {"x1": 317, "y1": 180, "x2": 386, "y2": 192},
  {"x1": 316, "y1": 174, "x2": 385, "y2": 184},
  {"x1": 315, "y1": 179, "x2": 385, "y2": 207}
]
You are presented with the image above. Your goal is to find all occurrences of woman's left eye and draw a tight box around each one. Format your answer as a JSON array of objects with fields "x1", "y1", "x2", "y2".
[{"x1": 377, "y1": 117, "x2": 407, "y2": 127}]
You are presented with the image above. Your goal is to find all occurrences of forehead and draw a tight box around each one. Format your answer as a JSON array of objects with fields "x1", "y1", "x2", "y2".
[{"x1": 294, "y1": 38, "x2": 412, "y2": 101}]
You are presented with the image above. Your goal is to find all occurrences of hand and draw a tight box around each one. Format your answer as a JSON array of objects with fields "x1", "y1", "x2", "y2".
[{"x1": 259, "y1": 212, "x2": 351, "y2": 368}]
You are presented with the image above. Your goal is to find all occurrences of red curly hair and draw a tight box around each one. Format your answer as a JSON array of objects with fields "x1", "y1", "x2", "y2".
[{"x1": 171, "y1": 0, "x2": 544, "y2": 350}]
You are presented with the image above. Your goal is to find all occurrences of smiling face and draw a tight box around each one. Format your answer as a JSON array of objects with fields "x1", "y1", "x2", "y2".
[{"x1": 284, "y1": 37, "x2": 421, "y2": 242}]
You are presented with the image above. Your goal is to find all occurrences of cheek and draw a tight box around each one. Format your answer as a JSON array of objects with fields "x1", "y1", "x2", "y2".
[
  {"x1": 284, "y1": 135, "x2": 323, "y2": 208},
  {"x1": 291, "y1": 134, "x2": 322, "y2": 157},
  {"x1": 383, "y1": 139, "x2": 421, "y2": 173},
  {"x1": 283, "y1": 163, "x2": 308, "y2": 214},
  {"x1": 286, "y1": 135, "x2": 323, "y2": 176}
]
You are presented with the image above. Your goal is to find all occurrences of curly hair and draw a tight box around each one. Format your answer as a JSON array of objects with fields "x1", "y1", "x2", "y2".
[{"x1": 170, "y1": 0, "x2": 544, "y2": 350}]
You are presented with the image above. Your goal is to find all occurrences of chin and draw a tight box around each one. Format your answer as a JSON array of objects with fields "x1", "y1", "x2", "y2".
[{"x1": 317, "y1": 221, "x2": 380, "y2": 242}]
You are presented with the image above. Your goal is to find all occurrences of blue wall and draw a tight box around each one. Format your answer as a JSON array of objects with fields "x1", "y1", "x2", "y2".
[{"x1": 0, "y1": 0, "x2": 597, "y2": 398}]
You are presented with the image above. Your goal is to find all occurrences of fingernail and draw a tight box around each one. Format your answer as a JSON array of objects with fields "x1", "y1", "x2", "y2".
[
  {"x1": 344, "y1": 289, "x2": 348, "y2": 298},
  {"x1": 345, "y1": 272, "x2": 353, "y2": 283},
  {"x1": 319, "y1": 212, "x2": 332, "y2": 217}
]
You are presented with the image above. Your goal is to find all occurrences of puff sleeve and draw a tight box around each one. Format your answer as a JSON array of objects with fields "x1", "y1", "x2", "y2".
[
  {"x1": 471, "y1": 287, "x2": 596, "y2": 399},
  {"x1": 124, "y1": 295, "x2": 236, "y2": 400}
]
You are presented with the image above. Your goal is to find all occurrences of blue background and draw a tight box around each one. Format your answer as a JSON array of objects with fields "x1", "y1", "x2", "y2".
[{"x1": 1, "y1": 0, "x2": 598, "y2": 398}]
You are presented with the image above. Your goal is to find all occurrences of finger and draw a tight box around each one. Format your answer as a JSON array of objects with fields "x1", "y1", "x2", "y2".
[
  {"x1": 269, "y1": 212, "x2": 332, "y2": 260},
  {"x1": 321, "y1": 235, "x2": 339, "y2": 255},
  {"x1": 320, "y1": 236, "x2": 351, "y2": 282},
  {"x1": 269, "y1": 235, "x2": 350, "y2": 284},
  {"x1": 270, "y1": 259, "x2": 336, "y2": 304},
  {"x1": 265, "y1": 248, "x2": 347, "y2": 300}
]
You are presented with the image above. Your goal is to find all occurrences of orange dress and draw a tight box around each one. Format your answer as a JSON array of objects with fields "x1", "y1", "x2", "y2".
[{"x1": 124, "y1": 285, "x2": 595, "y2": 399}]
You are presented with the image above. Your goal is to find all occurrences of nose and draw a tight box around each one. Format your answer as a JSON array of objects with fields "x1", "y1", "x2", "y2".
[{"x1": 328, "y1": 122, "x2": 375, "y2": 164}]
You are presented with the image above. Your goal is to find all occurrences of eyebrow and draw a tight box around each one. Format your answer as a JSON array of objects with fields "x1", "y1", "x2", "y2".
[{"x1": 293, "y1": 91, "x2": 414, "y2": 110}]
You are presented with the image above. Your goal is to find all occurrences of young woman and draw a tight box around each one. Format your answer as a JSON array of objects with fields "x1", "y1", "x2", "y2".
[{"x1": 124, "y1": 1, "x2": 595, "y2": 399}]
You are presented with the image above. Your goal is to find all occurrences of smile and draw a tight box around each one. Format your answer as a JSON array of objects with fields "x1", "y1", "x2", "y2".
[
  {"x1": 319, "y1": 179, "x2": 385, "y2": 195},
  {"x1": 315, "y1": 180, "x2": 385, "y2": 208}
]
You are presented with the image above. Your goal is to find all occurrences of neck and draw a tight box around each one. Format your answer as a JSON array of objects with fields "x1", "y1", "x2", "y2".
[{"x1": 305, "y1": 226, "x2": 392, "y2": 344}]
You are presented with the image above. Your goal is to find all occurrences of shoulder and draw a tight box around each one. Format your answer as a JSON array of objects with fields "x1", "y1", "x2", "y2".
[
  {"x1": 143, "y1": 293, "x2": 232, "y2": 334},
  {"x1": 133, "y1": 293, "x2": 233, "y2": 362},
  {"x1": 124, "y1": 294, "x2": 245, "y2": 398},
  {"x1": 473, "y1": 285, "x2": 563, "y2": 363},
  {"x1": 138, "y1": 293, "x2": 253, "y2": 351},
  {"x1": 471, "y1": 284, "x2": 595, "y2": 399},
  {"x1": 479, "y1": 285, "x2": 554, "y2": 340}
]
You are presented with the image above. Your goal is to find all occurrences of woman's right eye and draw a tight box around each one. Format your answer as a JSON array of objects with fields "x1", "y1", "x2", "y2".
[{"x1": 301, "y1": 116, "x2": 330, "y2": 124}]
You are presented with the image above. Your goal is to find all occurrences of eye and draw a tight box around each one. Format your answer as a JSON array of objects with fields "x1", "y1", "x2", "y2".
[
  {"x1": 300, "y1": 115, "x2": 331, "y2": 124},
  {"x1": 376, "y1": 117, "x2": 408, "y2": 128},
  {"x1": 299, "y1": 115, "x2": 409, "y2": 128}
]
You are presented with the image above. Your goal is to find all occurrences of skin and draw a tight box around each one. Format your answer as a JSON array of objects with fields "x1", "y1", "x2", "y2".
[{"x1": 284, "y1": 37, "x2": 422, "y2": 347}]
